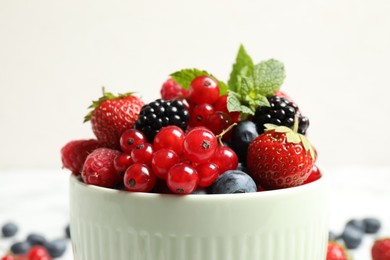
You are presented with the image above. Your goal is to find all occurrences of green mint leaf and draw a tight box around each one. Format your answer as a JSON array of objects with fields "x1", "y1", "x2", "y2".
[
  {"x1": 239, "y1": 105, "x2": 255, "y2": 115},
  {"x1": 170, "y1": 69, "x2": 228, "y2": 95},
  {"x1": 228, "y1": 44, "x2": 254, "y2": 92},
  {"x1": 170, "y1": 69, "x2": 209, "y2": 90},
  {"x1": 227, "y1": 91, "x2": 242, "y2": 112},
  {"x1": 253, "y1": 59, "x2": 286, "y2": 96}
]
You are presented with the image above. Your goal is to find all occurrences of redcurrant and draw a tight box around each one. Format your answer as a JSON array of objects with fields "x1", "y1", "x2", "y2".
[
  {"x1": 153, "y1": 126, "x2": 185, "y2": 156},
  {"x1": 124, "y1": 163, "x2": 156, "y2": 192},
  {"x1": 189, "y1": 103, "x2": 214, "y2": 127},
  {"x1": 196, "y1": 162, "x2": 220, "y2": 187},
  {"x1": 130, "y1": 143, "x2": 154, "y2": 165},
  {"x1": 188, "y1": 76, "x2": 220, "y2": 105},
  {"x1": 205, "y1": 111, "x2": 233, "y2": 138},
  {"x1": 114, "y1": 153, "x2": 133, "y2": 173},
  {"x1": 211, "y1": 146, "x2": 238, "y2": 174},
  {"x1": 213, "y1": 94, "x2": 240, "y2": 123},
  {"x1": 27, "y1": 246, "x2": 51, "y2": 260},
  {"x1": 183, "y1": 127, "x2": 218, "y2": 164},
  {"x1": 167, "y1": 163, "x2": 198, "y2": 194},
  {"x1": 151, "y1": 149, "x2": 179, "y2": 179},
  {"x1": 120, "y1": 129, "x2": 147, "y2": 154}
]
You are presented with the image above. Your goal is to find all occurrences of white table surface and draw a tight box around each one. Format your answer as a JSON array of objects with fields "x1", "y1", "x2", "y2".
[{"x1": 0, "y1": 166, "x2": 389, "y2": 259}]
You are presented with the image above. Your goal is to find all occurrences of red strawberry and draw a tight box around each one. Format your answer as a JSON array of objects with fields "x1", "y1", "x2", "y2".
[
  {"x1": 84, "y1": 89, "x2": 144, "y2": 149},
  {"x1": 60, "y1": 139, "x2": 101, "y2": 175},
  {"x1": 81, "y1": 148, "x2": 121, "y2": 188},
  {"x1": 247, "y1": 123, "x2": 315, "y2": 189},
  {"x1": 326, "y1": 241, "x2": 350, "y2": 260},
  {"x1": 372, "y1": 238, "x2": 390, "y2": 260},
  {"x1": 303, "y1": 165, "x2": 321, "y2": 184}
]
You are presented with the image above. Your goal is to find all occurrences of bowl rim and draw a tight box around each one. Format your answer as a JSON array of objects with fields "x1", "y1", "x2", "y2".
[{"x1": 70, "y1": 168, "x2": 325, "y2": 201}]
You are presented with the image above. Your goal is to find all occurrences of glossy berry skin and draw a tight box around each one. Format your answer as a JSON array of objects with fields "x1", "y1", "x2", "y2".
[
  {"x1": 183, "y1": 127, "x2": 218, "y2": 164},
  {"x1": 247, "y1": 130, "x2": 314, "y2": 189},
  {"x1": 209, "y1": 170, "x2": 257, "y2": 194},
  {"x1": 189, "y1": 103, "x2": 214, "y2": 127},
  {"x1": 213, "y1": 94, "x2": 240, "y2": 123},
  {"x1": 130, "y1": 143, "x2": 154, "y2": 165},
  {"x1": 120, "y1": 129, "x2": 147, "y2": 154},
  {"x1": 60, "y1": 139, "x2": 101, "y2": 175},
  {"x1": 153, "y1": 126, "x2": 185, "y2": 156},
  {"x1": 135, "y1": 99, "x2": 189, "y2": 142},
  {"x1": 2, "y1": 222, "x2": 18, "y2": 237},
  {"x1": 1, "y1": 256, "x2": 16, "y2": 260},
  {"x1": 81, "y1": 148, "x2": 121, "y2": 188},
  {"x1": 167, "y1": 163, "x2": 199, "y2": 194},
  {"x1": 252, "y1": 95, "x2": 309, "y2": 135},
  {"x1": 10, "y1": 241, "x2": 31, "y2": 255},
  {"x1": 204, "y1": 111, "x2": 232, "y2": 137},
  {"x1": 230, "y1": 120, "x2": 258, "y2": 164},
  {"x1": 372, "y1": 238, "x2": 390, "y2": 260},
  {"x1": 86, "y1": 93, "x2": 144, "y2": 149},
  {"x1": 113, "y1": 153, "x2": 133, "y2": 173},
  {"x1": 26, "y1": 233, "x2": 46, "y2": 246},
  {"x1": 124, "y1": 163, "x2": 156, "y2": 192},
  {"x1": 211, "y1": 146, "x2": 238, "y2": 174},
  {"x1": 195, "y1": 162, "x2": 220, "y2": 187},
  {"x1": 303, "y1": 165, "x2": 321, "y2": 184},
  {"x1": 188, "y1": 76, "x2": 220, "y2": 105},
  {"x1": 151, "y1": 149, "x2": 179, "y2": 179},
  {"x1": 160, "y1": 78, "x2": 189, "y2": 100},
  {"x1": 326, "y1": 241, "x2": 349, "y2": 260},
  {"x1": 27, "y1": 246, "x2": 52, "y2": 260}
]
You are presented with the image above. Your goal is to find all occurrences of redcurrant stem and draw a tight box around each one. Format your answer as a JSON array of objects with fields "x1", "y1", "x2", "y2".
[{"x1": 216, "y1": 123, "x2": 237, "y2": 146}]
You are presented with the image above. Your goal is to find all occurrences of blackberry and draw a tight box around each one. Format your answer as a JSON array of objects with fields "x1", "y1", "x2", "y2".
[
  {"x1": 135, "y1": 99, "x2": 189, "y2": 141},
  {"x1": 252, "y1": 95, "x2": 309, "y2": 134}
]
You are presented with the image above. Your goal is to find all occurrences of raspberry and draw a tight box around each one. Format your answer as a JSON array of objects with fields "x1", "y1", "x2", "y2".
[
  {"x1": 252, "y1": 95, "x2": 309, "y2": 134},
  {"x1": 60, "y1": 139, "x2": 101, "y2": 175},
  {"x1": 135, "y1": 99, "x2": 189, "y2": 142},
  {"x1": 160, "y1": 78, "x2": 189, "y2": 100},
  {"x1": 81, "y1": 148, "x2": 121, "y2": 188}
]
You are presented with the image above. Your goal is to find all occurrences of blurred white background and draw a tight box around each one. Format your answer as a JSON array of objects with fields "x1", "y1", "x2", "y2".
[{"x1": 1, "y1": 0, "x2": 390, "y2": 169}]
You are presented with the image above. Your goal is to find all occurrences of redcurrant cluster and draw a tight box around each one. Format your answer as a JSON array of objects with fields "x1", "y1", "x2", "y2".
[
  {"x1": 161, "y1": 76, "x2": 240, "y2": 138},
  {"x1": 117, "y1": 125, "x2": 238, "y2": 194},
  {"x1": 1, "y1": 247, "x2": 52, "y2": 260}
]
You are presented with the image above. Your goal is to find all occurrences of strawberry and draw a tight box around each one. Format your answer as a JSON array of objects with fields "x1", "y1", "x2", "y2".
[
  {"x1": 326, "y1": 241, "x2": 350, "y2": 260},
  {"x1": 84, "y1": 89, "x2": 144, "y2": 149},
  {"x1": 303, "y1": 165, "x2": 321, "y2": 184},
  {"x1": 372, "y1": 238, "x2": 390, "y2": 260},
  {"x1": 60, "y1": 139, "x2": 101, "y2": 175},
  {"x1": 246, "y1": 122, "x2": 315, "y2": 189}
]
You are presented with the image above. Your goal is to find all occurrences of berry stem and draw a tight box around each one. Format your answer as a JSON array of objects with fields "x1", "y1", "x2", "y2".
[{"x1": 216, "y1": 123, "x2": 237, "y2": 146}]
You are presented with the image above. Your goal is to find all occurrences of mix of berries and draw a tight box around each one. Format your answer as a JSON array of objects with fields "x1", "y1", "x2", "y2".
[
  {"x1": 61, "y1": 45, "x2": 321, "y2": 194},
  {"x1": 1, "y1": 222, "x2": 69, "y2": 260},
  {"x1": 327, "y1": 217, "x2": 390, "y2": 260}
]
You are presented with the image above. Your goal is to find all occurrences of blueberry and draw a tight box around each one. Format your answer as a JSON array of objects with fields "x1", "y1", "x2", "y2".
[
  {"x1": 2, "y1": 222, "x2": 18, "y2": 237},
  {"x1": 210, "y1": 170, "x2": 257, "y2": 194},
  {"x1": 328, "y1": 230, "x2": 339, "y2": 241},
  {"x1": 45, "y1": 239, "x2": 68, "y2": 258},
  {"x1": 341, "y1": 224, "x2": 364, "y2": 249},
  {"x1": 363, "y1": 217, "x2": 381, "y2": 234},
  {"x1": 10, "y1": 241, "x2": 31, "y2": 255},
  {"x1": 345, "y1": 219, "x2": 365, "y2": 232},
  {"x1": 65, "y1": 224, "x2": 71, "y2": 239},
  {"x1": 230, "y1": 120, "x2": 258, "y2": 164},
  {"x1": 191, "y1": 187, "x2": 208, "y2": 195},
  {"x1": 27, "y1": 233, "x2": 47, "y2": 246}
]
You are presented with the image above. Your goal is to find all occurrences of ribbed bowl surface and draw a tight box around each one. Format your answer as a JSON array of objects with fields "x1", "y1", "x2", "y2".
[{"x1": 70, "y1": 174, "x2": 328, "y2": 260}]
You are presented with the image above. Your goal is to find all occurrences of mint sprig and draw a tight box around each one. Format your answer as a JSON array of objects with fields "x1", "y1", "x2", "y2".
[
  {"x1": 170, "y1": 69, "x2": 228, "y2": 95},
  {"x1": 227, "y1": 50, "x2": 286, "y2": 116}
]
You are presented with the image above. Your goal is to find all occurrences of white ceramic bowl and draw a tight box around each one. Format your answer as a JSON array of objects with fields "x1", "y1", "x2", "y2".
[{"x1": 69, "y1": 173, "x2": 328, "y2": 260}]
